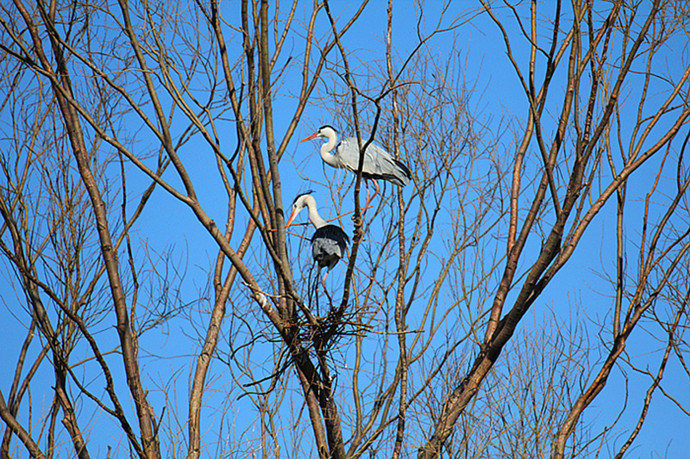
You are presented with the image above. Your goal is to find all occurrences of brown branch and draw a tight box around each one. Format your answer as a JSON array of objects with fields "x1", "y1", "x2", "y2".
[{"x1": 0, "y1": 391, "x2": 46, "y2": 459}]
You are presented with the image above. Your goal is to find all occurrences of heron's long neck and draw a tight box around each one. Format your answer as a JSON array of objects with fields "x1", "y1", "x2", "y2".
[
  {"x1": 319, "y1": 134, "x2": 340, "y2": 168},
  {"x1": 305, "y1": 201, "x2": 327, "y2": 229}
]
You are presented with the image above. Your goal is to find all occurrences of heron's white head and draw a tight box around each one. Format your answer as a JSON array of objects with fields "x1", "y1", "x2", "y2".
[
  {"x1": 286, "y1": 191, "x2": 316, "y2": 228},
  {"x1": 300, "y1": 125, "x2": 338, "y2": 143}
]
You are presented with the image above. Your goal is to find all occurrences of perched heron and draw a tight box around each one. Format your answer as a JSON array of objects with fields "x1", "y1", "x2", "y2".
[
  {"x1": 300, "y1": 125, "x2": 411, "y2": 208},
  {"x1": 286, "y1": 192, "x2": 349, "y2": 291}
]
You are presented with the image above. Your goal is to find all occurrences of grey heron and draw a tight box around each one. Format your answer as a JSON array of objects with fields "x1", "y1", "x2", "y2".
[
  {"x1": 286, "y1": 191, "x2": 349, "y2": 291},
  {"x1": 300, "y1": 125, "x2": 411, "y2": 208}
]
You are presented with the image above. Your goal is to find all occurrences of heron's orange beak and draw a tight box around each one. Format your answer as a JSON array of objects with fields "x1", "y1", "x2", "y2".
[
  {"x1": 285, "y1": 210, "x2": 298, "y2": 228},
  {"x1": 300, "y1": 132, "x2": 318, "y2": 143}
]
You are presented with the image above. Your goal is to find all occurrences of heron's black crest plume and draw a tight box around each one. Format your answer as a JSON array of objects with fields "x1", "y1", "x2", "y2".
[
  {"x1": 293, "y1": 190, "x2": 315, "y2": 205},
  {"x1": 318, "y1": 125, "x2": 338, "y2": 133}
]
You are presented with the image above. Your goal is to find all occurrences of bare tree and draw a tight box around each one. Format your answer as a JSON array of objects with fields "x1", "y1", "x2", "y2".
[{"x1": 0, "y1": 1, "x2": 689, "y2": 458}]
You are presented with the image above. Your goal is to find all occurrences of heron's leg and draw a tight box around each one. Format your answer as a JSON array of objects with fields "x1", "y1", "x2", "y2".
[
  {"x1": 324, "y1": 181, "x2": 379, "y2": 223},
  {"x1": 314, "y1": 268, "x2": 321, "y2": 316},
  {"x1": 321, "y1": 270, "x2": 333, "y2": 308},
  {"x1": 362, "y1": 180, "x2": 380, "y2": 215},
  {"x1": 321, "y1": 270, "x2": 329, "y2": 292}
]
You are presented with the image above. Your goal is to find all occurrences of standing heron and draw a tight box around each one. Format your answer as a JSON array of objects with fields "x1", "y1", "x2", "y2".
[
  {"x1": 300, "y1": 125, "x2": 411, "y2": 208},
  {"x1": 286, "y1": 191, "x2": 349, "y2": 292}
]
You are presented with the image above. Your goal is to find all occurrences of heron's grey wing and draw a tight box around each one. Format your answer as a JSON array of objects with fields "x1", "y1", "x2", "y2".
[
  {"x1": 367, "y1": 142, "x2": 394, "y2": 172},
  {"x1": 368, "y1": 143, "x2": 412, "y2": 186},
  {"x1": 340, "y1": 137, "x2": 411, "y2": 185},
  {"x1": 339, "y1": 137, "x2": 379, "y2": 175},
  {"x1": 311, "y1": 225, "x2": 349, "y2": 270}
]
